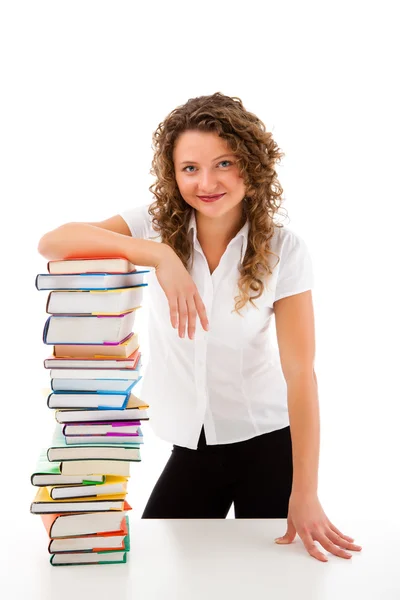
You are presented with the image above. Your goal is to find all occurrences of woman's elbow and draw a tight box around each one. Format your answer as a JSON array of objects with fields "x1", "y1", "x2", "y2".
[{"x1": 37, "y1": 223, "x2": 71, "y2": 258}]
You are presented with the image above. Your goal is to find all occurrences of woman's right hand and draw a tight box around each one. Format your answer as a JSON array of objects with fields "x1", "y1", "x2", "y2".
[{"x1": 155, "y1": 245, "x2": 209, "y2": 340}]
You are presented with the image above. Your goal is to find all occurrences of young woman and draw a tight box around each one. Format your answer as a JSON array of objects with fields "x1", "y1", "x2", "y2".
[{"x1": 38, "y1": 92, "x2": 362, "y2": 562}]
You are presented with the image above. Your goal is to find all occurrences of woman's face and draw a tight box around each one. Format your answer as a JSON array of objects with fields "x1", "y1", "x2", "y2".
[{"x1": 172, "y1": 130, "x2": 246, "y2": 220}]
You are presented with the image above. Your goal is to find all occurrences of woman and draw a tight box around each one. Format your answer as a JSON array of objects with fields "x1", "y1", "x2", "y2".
[{"x1": 38, "y1": 92, "x2": 362, "y2": 562}]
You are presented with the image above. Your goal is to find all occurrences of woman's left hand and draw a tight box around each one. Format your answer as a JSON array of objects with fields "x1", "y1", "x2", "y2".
[{"x1": 274, "y1": 491, "x2": 362, "y2": 562}]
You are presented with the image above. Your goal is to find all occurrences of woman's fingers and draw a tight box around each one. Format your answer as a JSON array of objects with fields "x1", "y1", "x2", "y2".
[
  {"x1": 327, "y1": 520, "x2": 356, "y2": 543},
  {"x1": 194, "y1": 291, "x2": 209, "y2": 332},
  {"x1": 177, "y1": 295, "x2": 188, "y2": 338},
  {"x1": 185, "y1": 296, "x2": 198, "y2": 340},
  {"x1": 155, "y1": 254, "x2": 208, "y2": 337},
  {"x1": 171, "y1": 292, "x2": 208, "y2": 339},
  {"x1": 325, "y1": 529, "x2": 362, "y2": 552},
  {"x1": 169, "y1": 296, "x2": 179, "y2": 329}
]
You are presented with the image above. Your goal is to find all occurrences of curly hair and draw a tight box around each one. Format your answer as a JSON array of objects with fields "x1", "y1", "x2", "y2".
[{"x1": 147, "y1": 92, "x2": 288, "y2": 315}]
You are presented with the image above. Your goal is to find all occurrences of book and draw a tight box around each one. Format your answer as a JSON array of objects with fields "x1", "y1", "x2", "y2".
[
  {"x1": 35, "y1": 270, "x2": 149, "y2": 290},
  {"x1": 48, "y1": 516, "x2": 130, "y2": 553},
  {"x1": 46, "y1": 285, "x2": 146, "y2": 315},
  {"x1": 47, "y1": 257, "x2": 137, "y2": 274},
  {"x1": 43, "y1": 311, "x2": 137, "y2": 345},
  {"x1": 41, "y1": 504, "x2": 131, "y2": 537},
  {"x1": 47, "y1": 424, "x2": 141, "y2": 462},
  {"x1": 65, "y1": 432, "x2": 144, "y2": 446},
  {"x1": 60, "y1": 459, "x2": 131, "y2": 476},
  {"x1": 49, "y1": 364, "x2": 142, "y2": 381},
  {"x1": 48, "y1": 445, "x2": 140, "y2": 463},
  {"x1": 44, "y1": 349, "x2": 141, "y2": 369},
  {"x1": 47, "y1": 475, "x2": 128, "y2": 499},
  {"x1": 50, "y1": 550, "x2": 127, "y2": 566},
  {"x1": 50, "y1": 376, "x2": 141, "y2": 393},
  {"x1": 63, "y1": 421, "x2": 141, "y2": 435},
  {"x1": 55, "y1": 394, "x2": 149, "y2": 423},
  {"x1": 31, "y1": 452, "x2": 105, "y2": 486},
  {"x1": 47, "y1": 390, "x2": 133, "y2": 410},
  {"x1": 53, "y1": 331, "x2": 139, "y2": 358},
  {"x1": 30, "y1": 486, "x2": 127, "y2": 513}
]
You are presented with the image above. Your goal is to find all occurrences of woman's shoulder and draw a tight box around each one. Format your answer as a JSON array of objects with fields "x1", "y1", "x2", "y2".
[{"x1": 270, "y1": 223, "x2": 307, "y2": 253}]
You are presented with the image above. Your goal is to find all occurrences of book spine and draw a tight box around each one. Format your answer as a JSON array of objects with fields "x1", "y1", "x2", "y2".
[
  {"x1": 43, "y1": 316, "x2": 51, "y2": 344},
  {"x1": 45, "y1": 292, "x2": 52, "y2": 314}
]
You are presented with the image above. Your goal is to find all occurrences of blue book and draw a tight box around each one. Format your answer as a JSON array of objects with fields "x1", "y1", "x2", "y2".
[
  {"x1": 50, "y1": 376, "x2": 142, "y2": 394},
  {"x1": 36, "y1": 269, "x2": 150, "y2": 290}
]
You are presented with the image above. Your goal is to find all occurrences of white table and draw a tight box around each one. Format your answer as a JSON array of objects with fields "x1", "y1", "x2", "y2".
[{"x1": 4, "y1": 514, "x2": 397, "y2": 600}]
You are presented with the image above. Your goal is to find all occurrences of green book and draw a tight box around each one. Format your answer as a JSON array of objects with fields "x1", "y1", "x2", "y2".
[
  {"x1": 123, "y1": 515, "x2": 130, "y2": 552},
  {"x1": 31, "y1": 450, "x2": 105, "y2": 486}
]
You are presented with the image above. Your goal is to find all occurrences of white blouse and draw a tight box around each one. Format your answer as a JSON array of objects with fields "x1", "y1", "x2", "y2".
[{"x1": 120, "y1": 204, "x2": 314, "y2": 449}]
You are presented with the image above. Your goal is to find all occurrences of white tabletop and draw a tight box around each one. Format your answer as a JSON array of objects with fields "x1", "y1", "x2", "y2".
[{"x1": 3, "y1": 513, "x2": 397, "y2": 600}]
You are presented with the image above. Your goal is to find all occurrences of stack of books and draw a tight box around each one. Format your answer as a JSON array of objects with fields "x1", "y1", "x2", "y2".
[{"x1": 30, "y1": 257, "x2": 150, "y2": 566}]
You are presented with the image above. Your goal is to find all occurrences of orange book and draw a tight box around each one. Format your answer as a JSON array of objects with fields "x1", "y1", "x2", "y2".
[
  {"x1": 48, "y1": 517, "x2": 130, "y2": 553},
  {"x1": 44, "y1": 349, "x2": 141, "y2": 370},
  {"x1": 53, "y1": 332, "x2": 139, "y2": 359},
  {"x1": 47, "y1": 257, "x2": 137, "y2": 274},
  {"x1": 41, "y1": 501, "x2": 132, "y2": 538}
]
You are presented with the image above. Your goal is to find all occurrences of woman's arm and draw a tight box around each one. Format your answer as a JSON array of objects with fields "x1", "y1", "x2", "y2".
[
  {"x1": 38, "y1": 214, "x2": 209, "y2": 336},
  {"x1": 273, "y1": 289, "x2": 319, "y2": 494},
  {"x1": 37, "y1": 215, "x2": 168, "y2": 268}
]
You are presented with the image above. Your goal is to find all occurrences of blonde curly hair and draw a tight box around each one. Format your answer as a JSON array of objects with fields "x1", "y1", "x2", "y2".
[{"x1": 148, "y1": 92, "x2": 288, "y2": 315}]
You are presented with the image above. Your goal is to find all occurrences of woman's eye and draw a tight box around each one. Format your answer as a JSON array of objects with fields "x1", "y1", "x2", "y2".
[{"x1": 183, "y1": 160, "x2": 232, "y2": 173}]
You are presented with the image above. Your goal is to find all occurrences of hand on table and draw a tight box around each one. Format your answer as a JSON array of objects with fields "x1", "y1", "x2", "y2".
[{"x1": 274, "y1": 491, "x2": 362, "y2": 562}]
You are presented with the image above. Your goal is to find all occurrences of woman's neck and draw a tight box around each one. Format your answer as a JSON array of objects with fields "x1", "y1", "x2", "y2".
[{"x1": 195, "y1": 204, "x2": 246, "y2": 249}]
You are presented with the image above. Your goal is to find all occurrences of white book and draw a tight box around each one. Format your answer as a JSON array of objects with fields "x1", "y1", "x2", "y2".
[
  {"x1": 64, "y1": 423, "x2": 141, "y2": 435},
  {"x1": 55, "y1": 406, "x2": 149, "y2": 423},
  {"x1": 47, "y1": 257, "x2": 137, "y2": 274},
  {"x1": 46, "y1": 285, "x2": 145, "y2": 315},
  {"x1": 55, "y1": 394, "x2": 149, "y2": 423},
  {"x1": 53, "y1": 332, "x2": 139, "y2": 359},
  {"x1": 44, "y1": 355, "x2": 139, "y2": 368},
  {"x1": 50, "y1": 377, "x2": 140, "y2": 393},
  {"x1": 31, "y1": 496, "x2": 126, "y2": 514},
  {"x1": 65, "y1": 434, "x2": 144, "y2": 445},
  {"x1": 60, "y1": 459, "x2": 131, "y2": 476},
  {"x1": 47, "y1": 392, "x2": 130, "y2": 409},
  {"x1": 47, "y1": 425, "x2": 141, "y2": 462},
  {"x1": 50, "y1": 551, "x2": 127, "y2": 565},
  {"x1": 43, "y1": 311, "x2": 137, "y2": 344},
  {"x1": 48, "y1": 445, "x2": 141, "y2": 462},
  {"x1": 49, "y1": 365, "x2": 142, "y2": 381},
  {"x1": 36, "y1": 269, "x2": 149, "y2": 290},
  {"x1": 31, "y1": 473, "x2": 104, "y2": 486},
  {"x1": 49, "y1": 532, "x2": 127, "y2": 553},
  {"x1": 45, "y1": 511, "x2": 128, "y2": 538},
  {"x1": 47, "y1": 476, "x2": 128, "y2": 499}
]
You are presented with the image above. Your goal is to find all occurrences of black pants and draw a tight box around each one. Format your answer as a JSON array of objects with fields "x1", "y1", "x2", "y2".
[{"x1": 141, "y1": 425, "x2": 293, "y2": 519}]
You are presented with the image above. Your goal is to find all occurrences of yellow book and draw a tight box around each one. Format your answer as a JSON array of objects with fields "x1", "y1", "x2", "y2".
[{"x1": 46, "y1": 475, "x2": 128, "y2": 500}]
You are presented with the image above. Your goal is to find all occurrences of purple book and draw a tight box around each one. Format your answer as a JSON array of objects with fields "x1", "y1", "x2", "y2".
[{"x1": 62, "y1": 421, "x2": 142, "y2": 436}]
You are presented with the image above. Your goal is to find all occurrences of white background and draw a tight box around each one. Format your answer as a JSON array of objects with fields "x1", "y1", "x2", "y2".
[{"x1": 0, "y1": 0, "x2": 399, "y2": 531}]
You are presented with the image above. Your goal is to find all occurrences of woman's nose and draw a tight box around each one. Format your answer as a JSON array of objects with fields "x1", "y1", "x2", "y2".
[{"x1": 198, "y1": 169, "x2": 218, "y2": 191}]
